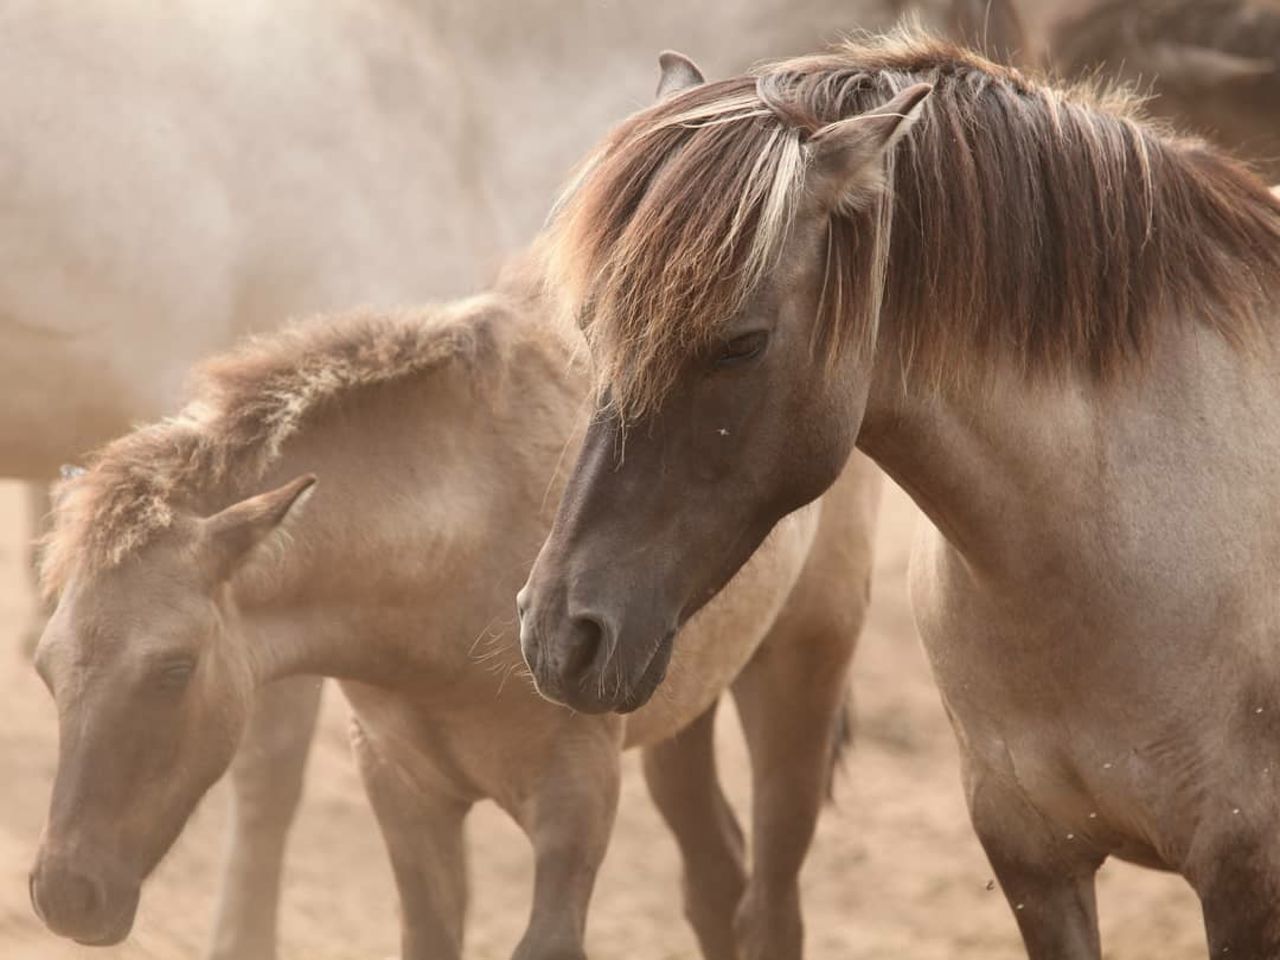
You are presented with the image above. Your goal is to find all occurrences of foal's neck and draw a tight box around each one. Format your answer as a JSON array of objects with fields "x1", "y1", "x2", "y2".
[{"x1": 229, "y1": 317, "x2": 583, "y2": 687}]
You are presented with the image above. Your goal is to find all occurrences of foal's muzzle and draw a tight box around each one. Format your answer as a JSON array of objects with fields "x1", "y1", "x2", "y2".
[{"x1": 30, "y1": 850, "x2": 139, "y2": 946}]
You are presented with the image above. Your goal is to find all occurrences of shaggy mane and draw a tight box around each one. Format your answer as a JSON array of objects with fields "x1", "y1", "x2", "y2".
[
  {"x1": 42, "y1": 294, "x2": 522, "y2": 596},
  {"x1": 544, "y1": 27, "x2": 1280, "y2": 418}
]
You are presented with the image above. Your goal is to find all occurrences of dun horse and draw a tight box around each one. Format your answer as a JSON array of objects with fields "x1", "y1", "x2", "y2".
[
  {"x1": 521, "y1": 33, "x2": 1280, "y2": 957},
  {"x1": 28, "y1": 254, "x2": 878, "y2": 959}
]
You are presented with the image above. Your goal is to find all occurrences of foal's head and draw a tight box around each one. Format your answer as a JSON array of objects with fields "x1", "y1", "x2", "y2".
[
  {"x1": 517, "y1": 50, "x2": 929, "y2": 713},
  {"x1": 29, "y1": 476, "x2": 313, "y2": 946}
]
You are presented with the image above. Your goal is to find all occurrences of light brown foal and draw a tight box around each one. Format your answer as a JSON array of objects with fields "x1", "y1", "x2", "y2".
[{"x1": 29, "y1": 256, "x2": 879, "y2": 960}]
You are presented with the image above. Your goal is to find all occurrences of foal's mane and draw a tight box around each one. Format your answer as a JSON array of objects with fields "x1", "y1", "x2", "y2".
[
  {"x1": 42, "y1": 290, "x2": 534, "y2": 596},
  {"x1": 545, "y1": 28, "x2": 1280, "y2": 417}
]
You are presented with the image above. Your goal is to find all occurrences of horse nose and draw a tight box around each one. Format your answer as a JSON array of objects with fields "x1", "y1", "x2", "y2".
[
  {"x1": 519, "y1": 598, "x2": 618, "y2": 707},
  {"x1": 29, "y1": 859, "x2": 107, "y2": 937},
  {"x1": 516, "y1": 585, "x2": 538, "y2": 666},
  {"x1": 561, "y1": 611, "x2": 613, "y2": 685}
]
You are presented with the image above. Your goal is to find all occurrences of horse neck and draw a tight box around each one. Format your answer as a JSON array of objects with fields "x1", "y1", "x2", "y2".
[
  {"x1": 857, "y1": 313, "x2": 1280, "y2": 587},
  {"x1": 231, "y1": 319, "x2": 585, "y2": 687}
]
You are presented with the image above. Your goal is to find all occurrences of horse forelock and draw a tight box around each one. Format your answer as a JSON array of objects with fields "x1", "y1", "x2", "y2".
[
  {"x1": 542, "y1": 70, "x2": 823, "y2": 420},
  {"x1": 543, "y1": 26, "x2": 1280, "y2": 418}
]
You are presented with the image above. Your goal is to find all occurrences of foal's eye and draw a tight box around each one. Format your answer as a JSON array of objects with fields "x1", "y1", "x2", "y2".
[
  {"x1": 155, "y1": 659, "x2": 196, "y2": 692},
  {"x1": 714, "y1": 331, "x2": 769, "y2": 368}
]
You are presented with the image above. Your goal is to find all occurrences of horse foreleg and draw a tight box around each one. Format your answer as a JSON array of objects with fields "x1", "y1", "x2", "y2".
[
  {"x1": 511, "y1": 726, "x2": 620, "y2": 960},
  {"x1": 966, "y1": 763, "x2": 1103, "y2": 960},
  {"x1": 1191, "y1": 831, "x2": 1280, "y2": 957},
  {"x1": 641, "y1": 700, "x2": 747, "y2": 960},
  {"x1": 730, "y1": 618, "x2": 858, "y2": 960},
  {"x1": 207, "y1": 675, "x2": 324, "y2": 960},
  {"x1": 21, "y1": 482, "x2": 53, "y2": 657},
  {"x1": 350, "y1": 715, "x2": 470, "y2": 960}
]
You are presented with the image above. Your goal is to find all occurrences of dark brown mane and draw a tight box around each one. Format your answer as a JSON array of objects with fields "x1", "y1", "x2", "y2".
[
  {"x1": 545, "y1": 28, "x2": 1280, "y2": 417},
  {"x1": 41, "y1": 293, "x2": 526, "y2": 595}
]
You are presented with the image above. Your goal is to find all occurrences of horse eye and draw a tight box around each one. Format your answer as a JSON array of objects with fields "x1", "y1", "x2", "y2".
[
  {"x1": 155, "y1": 659, "x2": 196, "y2": 692},
  {"x1": 714, "y1": 331, "x2": 769, "y2": 368}
]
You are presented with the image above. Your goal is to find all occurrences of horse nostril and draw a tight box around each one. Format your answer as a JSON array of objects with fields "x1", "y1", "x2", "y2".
[
  {"x1": 63, "y1": 871, "x2": 102, "y2": 921},
  {"x1": 31, "y1": 863, "x2": 104, "y2": 930},
  {"x1": 563, "y1": 613, "x2": 611, "y2": 683}
]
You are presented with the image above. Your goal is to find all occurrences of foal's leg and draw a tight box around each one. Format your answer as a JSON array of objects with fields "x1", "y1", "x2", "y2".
[
  {"x1": 641, "y1": 700, "x2": 747, "y2": 960},
  {"x1": 729, "y1": 459, "x2": 877, "y2": 960},
  {"x1": 967, "y1": 765, "x2": 1104, "y2": 960},
  {"x1": 21, "y1": 482, "x2": 53, "y2": 656},
  {"x1": 730, "y1": 622, "x2": 859, "y2": 960},
  {"x1": 207, "y1": 676, "x2": 324, "y2": 960},
  {"x1": 511, "y1": 725, "x2": 621, "y2": 960},
  {"x1": 350, "y1": 716, "x2": 471, "y2": 960}
]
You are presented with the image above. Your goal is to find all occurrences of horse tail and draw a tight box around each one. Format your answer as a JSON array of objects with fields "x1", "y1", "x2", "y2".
[{"x1": 825, "y1": 690, "x2": 855, "y2": 804}]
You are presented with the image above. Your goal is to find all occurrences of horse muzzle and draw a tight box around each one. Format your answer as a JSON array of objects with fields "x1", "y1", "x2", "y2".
[
  {"x1": 30, "y1": 848, "x2": 140, "y2": 946},
  {"x1": 517, "y1": 582, "x2": 675, "y2": 714}
]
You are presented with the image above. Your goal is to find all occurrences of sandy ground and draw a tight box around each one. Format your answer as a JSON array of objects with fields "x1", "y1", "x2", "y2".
[{"x1": 0, "y1": 478, "x2": 1207, "y2": 959}]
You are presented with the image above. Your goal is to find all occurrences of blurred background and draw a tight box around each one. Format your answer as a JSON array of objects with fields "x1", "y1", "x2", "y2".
[{"x1": 3, "y1": 0, "x2": 1275, "y2": 956}]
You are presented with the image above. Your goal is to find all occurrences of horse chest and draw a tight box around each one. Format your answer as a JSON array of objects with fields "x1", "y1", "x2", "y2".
[{"x1": 912, "y1": 526, "x2": 1280, "y2": 869}]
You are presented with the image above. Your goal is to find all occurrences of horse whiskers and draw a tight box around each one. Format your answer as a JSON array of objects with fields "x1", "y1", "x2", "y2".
[
  {"x1": 499, "y1": 664, "x2": 538, "y2": 698},
  {"x1": 468, "y1": 616, "x2": 516, "y2": 665}
]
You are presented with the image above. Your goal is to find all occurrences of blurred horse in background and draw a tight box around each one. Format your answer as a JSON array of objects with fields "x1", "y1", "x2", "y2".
[
  {"x1": 950, "y1": 0, "x2": 1280, "y2": 179},
  {"x1": 0, "y1": 0, "x2": 496, "y2": 646}
]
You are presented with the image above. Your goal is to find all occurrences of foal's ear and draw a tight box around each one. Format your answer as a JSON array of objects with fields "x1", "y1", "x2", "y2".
[
  {"x1": 656, "y1": 50, "x2": 706, "y2": 100},
  {"x1": 806, "y1": 83, "x2": 932, "y2": 213},
  {"x1": 199, "y1": 475, "x2": 317, "y2": 582}
]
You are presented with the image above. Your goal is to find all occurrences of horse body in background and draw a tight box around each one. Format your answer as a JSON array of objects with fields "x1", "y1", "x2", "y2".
[
  {"x1": 28, "y1": 263, "x2": 879, "y2": 960},
  {"x1": 0, "y1": 0, "x2": 497, "y2": 645},
  {"x1": 520, "y1": 33, "x2": 1280, "y2": 956},
  {"x1": 951, "y1": 0, "x2": 1280, "y2": 180},
  {"x1": 0, "y1": 0, "x2": 504, "y2": 479}
]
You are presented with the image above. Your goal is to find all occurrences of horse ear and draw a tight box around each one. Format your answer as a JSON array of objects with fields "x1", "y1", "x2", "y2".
[
  {"x1": 1139, "y1": 41, "x2": 1274, "y2": 88},
  {"x1": 199, "y1": 475, "x2": 316, "y2": 582},
  {"x1": 656, "y1": 50, "x2": 706, "y2": 100},
  {"x1": 806, "y1": 83, "x2": 932, "y2": 213}
]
